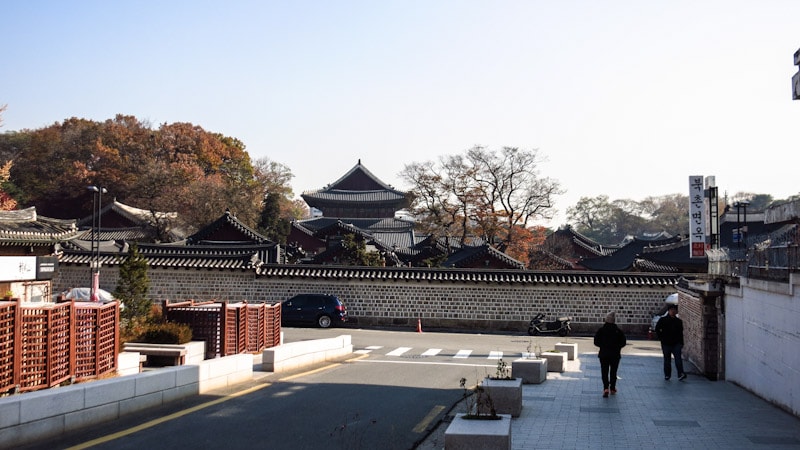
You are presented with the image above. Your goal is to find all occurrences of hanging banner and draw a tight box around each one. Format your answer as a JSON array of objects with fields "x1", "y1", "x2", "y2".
[{"x1": 689, "y1": 175, "x2": 706, "y2": 258}]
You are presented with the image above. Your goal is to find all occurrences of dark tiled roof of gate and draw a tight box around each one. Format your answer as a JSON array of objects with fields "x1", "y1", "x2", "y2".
[
  {"x1": 257, "y1": 264, "x2": 680, "y2": 286},
  {"x1": 59, "y1": 243, "x2": 276, "y2": 270}
]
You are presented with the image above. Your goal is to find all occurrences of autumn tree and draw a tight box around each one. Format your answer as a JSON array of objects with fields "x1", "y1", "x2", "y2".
[
  {"x1": 466, "y1": 146, "x2": 562, "y2": 250},
  {"x1": 1, "y1": 115, "x2": 265, "y2": 235},
  {"x1": 402, "y1": 146, "x2": 562, "y2": 256},
  {"x1": 0, "y1": 106, "x2": 16, "y2": 210}
]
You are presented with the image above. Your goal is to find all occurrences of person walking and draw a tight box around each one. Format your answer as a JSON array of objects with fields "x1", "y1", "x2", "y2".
[
  {"x1": 594, "y1": 311, "x2": 627, "y2": 398},
  {"x1": 656, "y1": 304, "x2": 686, "y2": 381}
]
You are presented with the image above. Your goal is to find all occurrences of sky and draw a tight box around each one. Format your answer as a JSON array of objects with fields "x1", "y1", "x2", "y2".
[{"x1": 2, "y1": 1, "x2": 800, "y2": 228}]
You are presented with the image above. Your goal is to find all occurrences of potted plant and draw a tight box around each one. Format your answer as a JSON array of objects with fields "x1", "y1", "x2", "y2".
[
  {"x1": 480, "y1": 359, "x2": 522, "y2": 417},
  {"x1": 512, "y1": 340, "x2": 548, "y2": 384},
  {"x1": 444, "y1": 377, "x2": 512, "y2": 450},
  {"x1": 541, "y1": 348, "x2": 568, "y2": 372}
]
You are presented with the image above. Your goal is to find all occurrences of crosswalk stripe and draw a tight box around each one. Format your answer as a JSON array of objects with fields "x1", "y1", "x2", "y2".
[
  {"x1": 354, "y1": 345, "x2": 383, "y2": 355},
  {"x1": 421, "y1": 348, "x2": 441, "y2": 356},
  {"x1": 488, "y1": 351, "x2": 503, "y2": 360},
  {"x1": 453, "y1": 350, "x2": 471, "y2": 359},
  {"x1": 387, "y1": 347, "x2": 412, "y2": 356}
]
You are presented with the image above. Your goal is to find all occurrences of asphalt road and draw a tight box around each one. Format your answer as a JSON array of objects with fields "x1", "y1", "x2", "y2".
[{"x1": 18, "y1": 326, "x2": 614, "y2": 450}]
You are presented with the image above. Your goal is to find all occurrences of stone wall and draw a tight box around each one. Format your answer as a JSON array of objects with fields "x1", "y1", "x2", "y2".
[
  {"x1": 55, "y1": 265, "x2": 678, "y2": 335},
  {"x1": 676, "y1": 287, "x2": 723, "y2": 380}
]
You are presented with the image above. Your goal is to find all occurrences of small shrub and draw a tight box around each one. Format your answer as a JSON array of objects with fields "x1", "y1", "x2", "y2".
[
  {"x1": 491, "y1": 358, "x2": 512, "y2": 380},
  {"x1": 138, "y1": 322, "x2": 192, "y2": 344}
]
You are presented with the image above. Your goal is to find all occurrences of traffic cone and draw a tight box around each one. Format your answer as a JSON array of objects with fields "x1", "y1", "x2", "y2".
[{"x1": 417, "y1": 318, "x2": 423, "y2": 333}]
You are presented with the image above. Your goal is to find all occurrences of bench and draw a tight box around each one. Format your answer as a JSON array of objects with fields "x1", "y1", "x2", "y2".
[{"x1": 122, "y1": 343, "x2": 188, "y2": 366}]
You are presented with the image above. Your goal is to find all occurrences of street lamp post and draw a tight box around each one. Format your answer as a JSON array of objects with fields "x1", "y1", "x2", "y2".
[
  {"x1": 88, "y1": 185, "x2": 107, "y2": 302},
  {"x1": 734, "y1": 200, "x2": 750, "y2": 250}
]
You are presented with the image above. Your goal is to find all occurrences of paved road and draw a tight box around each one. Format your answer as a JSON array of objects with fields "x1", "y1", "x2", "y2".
[{"x1": 15, "y1": 327, "x2": 800, "y2": 449}]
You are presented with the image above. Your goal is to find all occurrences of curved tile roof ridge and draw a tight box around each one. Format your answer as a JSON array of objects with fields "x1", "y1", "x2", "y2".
[
  {"x1": 571, "y1": 236, "x2": 608, "y2": 256},
  {"x1": 304, "y1": 160, "x2": 405, "y2": 195},
  {"x1": 257, "y1": 264, "x2": 680, "y2": 286},
  {"x1": 186, "y1": 210, "x2": 270, "y2": 245},
  {"x1": 562, "y1": 226, "x2": 611, "y2": 250}
]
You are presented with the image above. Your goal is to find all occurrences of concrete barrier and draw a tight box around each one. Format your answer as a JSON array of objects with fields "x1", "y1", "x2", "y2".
[
  {"x1": 0, "y1": 333, "x2": 351, "y2": 448},
  {"x1": 0, "y1": 353, "x2": 253, "y2": 448},
  {"x1": 262, "y1": 335, "x2": 353, "y2": 372}
]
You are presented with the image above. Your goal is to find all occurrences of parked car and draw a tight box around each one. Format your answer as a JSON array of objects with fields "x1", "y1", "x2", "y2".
[
  {"x1": 281, "y1": 294, "x2": 347, "y2": 328},
  {"x1": 650, "y1": 293, "x2": 678, "y2": 335}
]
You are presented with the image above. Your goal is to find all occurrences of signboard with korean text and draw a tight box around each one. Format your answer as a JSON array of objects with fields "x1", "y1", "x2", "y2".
[
  {"x1": 0, "y1": 256, "x2": 37, "y2": 281},
  {"x1": 689, "y1": 176, "x2": 706, "y2": 258}
]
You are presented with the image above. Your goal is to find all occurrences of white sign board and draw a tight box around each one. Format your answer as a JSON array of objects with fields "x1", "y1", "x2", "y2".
[
  {"x1": 0, "y1": 256, "x2": 38, "y2": 281},
  {"x1": 689, "y1": 176, "x2": 706, "y2": 258}
]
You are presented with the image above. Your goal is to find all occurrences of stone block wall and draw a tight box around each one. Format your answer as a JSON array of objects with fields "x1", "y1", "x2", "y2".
[{"x1": 55, "y1": 265, "x2": 677, "y2": 334}]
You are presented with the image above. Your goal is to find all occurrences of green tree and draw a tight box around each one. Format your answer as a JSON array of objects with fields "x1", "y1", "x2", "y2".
[
  {"x1": 340, "y1": 233, "x2": 384, "y2": 266},
  {"x1": 115, "y1": 243, "x2": 151, "y2": 322},
  {"x1": 257, "y1": 193, "x2": 291, "y2": 243},
  {"x1": 568, "y1": 194, "x2": 695, "y2": 244}
]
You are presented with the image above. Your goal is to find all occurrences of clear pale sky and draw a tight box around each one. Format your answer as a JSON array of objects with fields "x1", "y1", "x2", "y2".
[{"x1": 2, "y1": 1, "x2": 799, "y2": 227}]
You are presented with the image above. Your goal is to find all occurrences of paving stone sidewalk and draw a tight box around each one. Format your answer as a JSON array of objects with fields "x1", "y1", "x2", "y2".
[{"x1": 417, "y1": 347, "x2": 800, "y2": 449}]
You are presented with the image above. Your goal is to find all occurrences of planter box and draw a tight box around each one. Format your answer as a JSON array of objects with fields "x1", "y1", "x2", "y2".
[
  {"x1": 512, "y1": 358, "x2": 547, "y2": 384},
  {"x1": 478, "y1": 377, "x2": 522, "y2": 417},
  {"x1": 445, "y1": 413, "x2": 511, "y2": 450},
  {"x1": 541, "y1": 351, "x2": 567, "y2": 372},
  {"x1": 555, "y1": 342, "x2": 578, "y2": 360}
]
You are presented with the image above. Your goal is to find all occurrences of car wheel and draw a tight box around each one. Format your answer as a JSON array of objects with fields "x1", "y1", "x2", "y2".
[{"x1": 317, "y1": 315, "x2": 332, "y2": 328}]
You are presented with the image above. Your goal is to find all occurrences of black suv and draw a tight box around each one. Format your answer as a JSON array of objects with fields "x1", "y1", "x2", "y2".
[{"x1": 280, "y1": 294, "x2": 348, "y2": 328}]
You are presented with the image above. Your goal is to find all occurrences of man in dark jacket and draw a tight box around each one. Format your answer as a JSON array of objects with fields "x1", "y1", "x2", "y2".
[
  {"x1": 656, "y1": 304, "x2": 686, "y2": 381},
  {"x1": 594, "y1": 311, "x2": 627, "y2": 397}
]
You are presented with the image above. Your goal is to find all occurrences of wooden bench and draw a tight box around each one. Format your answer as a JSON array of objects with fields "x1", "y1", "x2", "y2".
[{"x1": 123, "y1": 343, "x2": 188, "y2": 366}]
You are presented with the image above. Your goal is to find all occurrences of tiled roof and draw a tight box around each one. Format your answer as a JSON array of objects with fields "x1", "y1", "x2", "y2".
[
  {"x1": 186, "y1": 210, "x2": 271, "y2": 245},
  {"x1": 257, "y1": 264, "x2": 681, "y2": 286},
  {"x1": 74, "y1": 227, "x2": 154, "y2": 242},
  {"x1": 301, "y1": 161, "x2": 410, "y2": 208},
  {"x1": 59, "y1": 243, "x2": 277, "y2": 269},
  {"x1": 296, "y1": 217, "x2": 413, "y2": 233},
  {"x1": 313, "y1": 160, "x2": 399, "y2": 192},
  {"x1": 0, "y1": 207, "x2": 79, "y2": 244},
  {"x1": 302, "y1": 190, "x2": 407, "y2": 204},
  {"x1": 77, "y1": 200, "x2": 177, "y2": 227},
  {"x1": 442, "y1": 244, "x2": 526, "y2": 270}
]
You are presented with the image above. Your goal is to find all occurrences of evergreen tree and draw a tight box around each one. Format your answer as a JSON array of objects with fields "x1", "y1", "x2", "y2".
[
  {"x1": 257, "y1": 192, "x2": 291, "y2": 244},
  {"x1": 115, "y1": 243, "x2": 151, "y2": 321}
]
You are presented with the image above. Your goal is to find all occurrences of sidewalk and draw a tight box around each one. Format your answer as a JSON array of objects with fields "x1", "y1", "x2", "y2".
[{"x1": 418, "y1": 345, "x2": 800, "y2": 449}]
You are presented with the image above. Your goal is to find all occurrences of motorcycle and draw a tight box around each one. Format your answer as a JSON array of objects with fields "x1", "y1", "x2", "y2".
[{"x1": 527, "y1": 313, "x2": 572, "y2": 336}]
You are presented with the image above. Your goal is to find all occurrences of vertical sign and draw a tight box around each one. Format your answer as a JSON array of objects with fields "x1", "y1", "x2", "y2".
[
  {"x1": 689, "y1": 176, "x2": 706, "y2": 258},
  {"x1": 793, "y1": 48, "x2": 800, "y2": 100}
]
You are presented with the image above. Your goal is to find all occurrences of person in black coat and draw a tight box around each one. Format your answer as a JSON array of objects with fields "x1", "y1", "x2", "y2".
[
  {"x1": 594, "y1": 311, "x2": 627, "y2": 398},
  {"x1": 656, "y1": 304, "x2": 686, "y2": 381}
]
